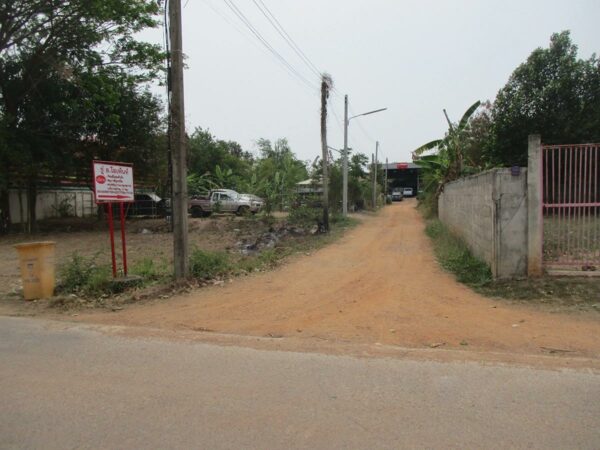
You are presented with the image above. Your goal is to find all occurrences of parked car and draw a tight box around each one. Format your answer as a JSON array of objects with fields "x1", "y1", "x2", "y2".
[
  {"x1": 391, "y1": 188, "x2": 404, "y2": 202},
  {"x1": 189, "y1": 189, "x2": 263, "y2": 217},
  {"x1": 126, "y1": 192, "x2": 168, "y2": 217},
  {"x1": 402, "y1": 187, "x2": 414, "y2": 197}
]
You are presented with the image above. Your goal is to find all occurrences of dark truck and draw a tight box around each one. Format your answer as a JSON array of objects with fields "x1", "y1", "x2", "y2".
[
  {"x1": 188, "y1": 189, "x2": 263, "y2": 217},
  {"x1": 126, "y1": 191, "x2": 169, "y2": 217}
]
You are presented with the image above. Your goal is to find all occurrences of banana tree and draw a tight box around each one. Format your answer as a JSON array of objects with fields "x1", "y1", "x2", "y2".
[
  {"x1": 415, "y1": 154, "x2": 446, "y2": 198},
  {"x1": 261, "y1": 171, "x2": 282, "y2": 216},
  {"x1": 213, "y1": 165, "x2": 234, "y2": 189},
  {"x1": 414, "y1": 101, "x2": 481, "y2": 197},
  {"x1": 187, "y1": 173, "x2": 217, "y2": 196}
]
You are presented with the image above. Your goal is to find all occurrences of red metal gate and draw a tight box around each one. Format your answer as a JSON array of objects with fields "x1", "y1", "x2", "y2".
[{"x1": 542, "y1": 143, "x2": 600, "y2": 272}]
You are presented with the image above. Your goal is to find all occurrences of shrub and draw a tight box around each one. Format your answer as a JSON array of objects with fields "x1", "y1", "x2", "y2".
[
  {"x1": 189, "y1": 249, "x2": 231, "y2": 279},
  {"x1": 289, "y1": 204, "x2": 321, "y2": 227},
  {"x1": 58, "y1": 253, "x2": 112, "y2": 295}
]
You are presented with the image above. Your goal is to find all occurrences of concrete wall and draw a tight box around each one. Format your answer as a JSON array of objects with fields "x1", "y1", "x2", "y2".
[
  {"x1": 9, "y1": 188, "x2": 96, "y2": 224},
  {"x1": 438, "y1": 168, "x2": 528, "y2": 279}
]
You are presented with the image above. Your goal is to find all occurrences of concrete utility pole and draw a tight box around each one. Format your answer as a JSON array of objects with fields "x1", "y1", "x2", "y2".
[
  {"x1": 169, "y1": 0, "x2": 189, "y2": 278},
  {"x1": 372, "y1": 142, "x2": 379, "y2": 209},
  {"x1": 342, "y1": 101, "x2": 387, "y2": 216},
  {"x1": 371, "y1": 153, "x2": 375, "y2": 209},
  {"x1": 342, "y1": 95, "x2": 349, "y2": 216}
]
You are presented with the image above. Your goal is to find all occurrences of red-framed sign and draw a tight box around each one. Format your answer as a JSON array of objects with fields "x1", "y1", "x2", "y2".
[
  {"x1": 93, "y1": 161, "x2": 134, "y2": 203},
  {"x1": 92, "y1": 160, "x2": 133, "y2": 278},
  {"x1": 396, "y1": 163, "x2": 409, "y2": 170}
]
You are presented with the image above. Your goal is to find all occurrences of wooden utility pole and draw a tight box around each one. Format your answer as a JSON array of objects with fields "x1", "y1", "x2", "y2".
[
  {"x1": 320, "y1": 74, "x2": 332, "y2": 232},
  {"x1": 169, "y1": 0, "x2": 189, "y2": 278}
]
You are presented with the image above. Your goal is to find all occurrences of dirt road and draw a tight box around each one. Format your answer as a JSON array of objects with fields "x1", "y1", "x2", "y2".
[{"x1": 76, "y1": 200, "x2": 600, "y2": 359}]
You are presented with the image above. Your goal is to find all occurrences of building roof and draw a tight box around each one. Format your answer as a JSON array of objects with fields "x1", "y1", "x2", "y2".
[
  {"x1": 383, "y1": 162, "x2": 420, "y2": 170},
  {"x1": 296, "y1": 178, "x2": 322, "y2": 186}
]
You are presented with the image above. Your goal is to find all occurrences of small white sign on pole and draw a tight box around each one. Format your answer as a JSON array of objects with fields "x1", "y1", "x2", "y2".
[{"x1": 93, "y1": 161, "x2": 134, "y2": 203}]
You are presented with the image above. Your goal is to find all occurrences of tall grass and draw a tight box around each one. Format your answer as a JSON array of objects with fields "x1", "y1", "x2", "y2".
[
  {"x1": 189, "y1": 249, "x2": 231, "y2": 279},
  {"x1": 425, "y1": 219, "x2": 492, "y2": 286}
]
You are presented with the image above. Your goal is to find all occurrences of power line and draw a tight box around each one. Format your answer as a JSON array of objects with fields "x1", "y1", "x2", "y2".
[
  {"x1": 203, "y1": 0, "x2": 315, "y2": 97},
  {"x1": 252, "y1": 0, "x2": 322, "y2": 78},
  {"x1": 330, "y1": 88, "x2": 379, "y2": 150},
  {"x1": 348, "y1": 104, "x2": 377, "y2": 144},
  {"x1": 328, "y1": 97, "x2": 344, "y2": 134},
  {"x1": 328, "y1": 97, "x2": 363, "y2": 155},
  {"x1": 329, "y1": 98, "x2": 372, "y2": 155},
  {"x1": 222, "y1": 0, "x2": 318, "y2": 92},
  {"x1": 202, "y1": 0, "x2": 276, "y2": 61}
]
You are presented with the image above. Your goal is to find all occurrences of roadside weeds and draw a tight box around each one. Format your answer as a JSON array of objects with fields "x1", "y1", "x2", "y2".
[
  {"x1": 29, "y1": 214, "x2": 359, "y2": 311},
  {"x1": 424, "y1": 217, "x2": 600, "y2": 313}
]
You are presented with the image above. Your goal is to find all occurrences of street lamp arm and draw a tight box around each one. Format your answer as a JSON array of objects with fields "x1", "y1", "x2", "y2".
[{"x1": 348, "y1": 107, "x2": 388, "y2": 122}]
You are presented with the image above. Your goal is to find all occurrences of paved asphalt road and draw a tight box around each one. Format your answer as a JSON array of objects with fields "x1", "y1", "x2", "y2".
[{"x1": 1, "y1": 317, "x2": 599, "y2": 449}]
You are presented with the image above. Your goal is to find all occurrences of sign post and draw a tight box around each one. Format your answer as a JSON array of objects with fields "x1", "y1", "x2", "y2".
[{"x1": 93, "y1": 161, "x2": 134, "y2": 278}]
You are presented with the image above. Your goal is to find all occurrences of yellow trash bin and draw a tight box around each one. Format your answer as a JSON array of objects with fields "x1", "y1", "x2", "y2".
[{"x1": 14, "y1": 241, "x2": 56, "y2": 300}]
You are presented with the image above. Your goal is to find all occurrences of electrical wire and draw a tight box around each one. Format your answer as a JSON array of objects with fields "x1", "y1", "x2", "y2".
[
  {"x1": 328, "y1": 98, "x2": 344, "y2": 135},
  {"x1": 202, "y1": 0, "x2": 276, "y2": 60},
  {"x1": 328, "y1": 97, "x2": 374, "y2": 160},
  {"x1": 348, "y1": 104, "x2": 377, "y2": 144},
  {"x1": 251, "y1": 0, "x2": 322, "y2": 78},
  {"x1": 330, "y1": 87, "x2": 380, "y2": 154},
  {"x1": 169, "y1": 0, "x2": 383, "y2": 162},
  {"x1": 222, "y1": 0, "x2": 318, "y2": 92}
]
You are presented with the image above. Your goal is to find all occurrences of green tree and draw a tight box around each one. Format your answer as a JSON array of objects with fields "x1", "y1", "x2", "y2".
[
  {"x1": 0, "y1": 0, "x2": 164, "y2": 230},
  {"x1": 313, "y1": 152, "x2": 372, "y2": 211},
  {"x1": 188, "y1": 128, "x2": 252, "y2": 191},
  {"x1": 462, "y1": 101, "x2": 495, "y2": 170},
  {"x1": 254, "y1": 138, "x2": 307, "y2": 210},
  {"x1": 490, "y1": 31, "x2": 600, "y2": 165},
  {"x1": 350, "y1": 153, "x2": 369, "y2": 178}
]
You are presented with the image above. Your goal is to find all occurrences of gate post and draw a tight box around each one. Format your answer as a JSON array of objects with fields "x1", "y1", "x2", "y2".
[{"x1": 527, "y1": 134, "x2": 543, "y2": 276}]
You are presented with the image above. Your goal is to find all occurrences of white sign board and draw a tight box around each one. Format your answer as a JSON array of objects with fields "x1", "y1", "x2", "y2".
[{"x1": 93, "y1": 161, "x2": 134, "y2": 203}]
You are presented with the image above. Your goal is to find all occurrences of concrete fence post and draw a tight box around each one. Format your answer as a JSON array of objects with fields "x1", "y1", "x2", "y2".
[{"x1": 527, "y1": 134, "x2": 543, "y2": 276}]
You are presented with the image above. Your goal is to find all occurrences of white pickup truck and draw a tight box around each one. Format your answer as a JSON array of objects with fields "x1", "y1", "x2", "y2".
[
  {"x1": 188, "y1": 189, "x2": 263, "y2": 217},
  {"x1": 402, "y1": 187, "x2": 414, "y2": 197}
]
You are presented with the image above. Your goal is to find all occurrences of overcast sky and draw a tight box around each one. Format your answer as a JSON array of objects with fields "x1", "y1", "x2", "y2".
[{"x1": 142, "y1": 0, "x2": 599, "y2": 164}]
